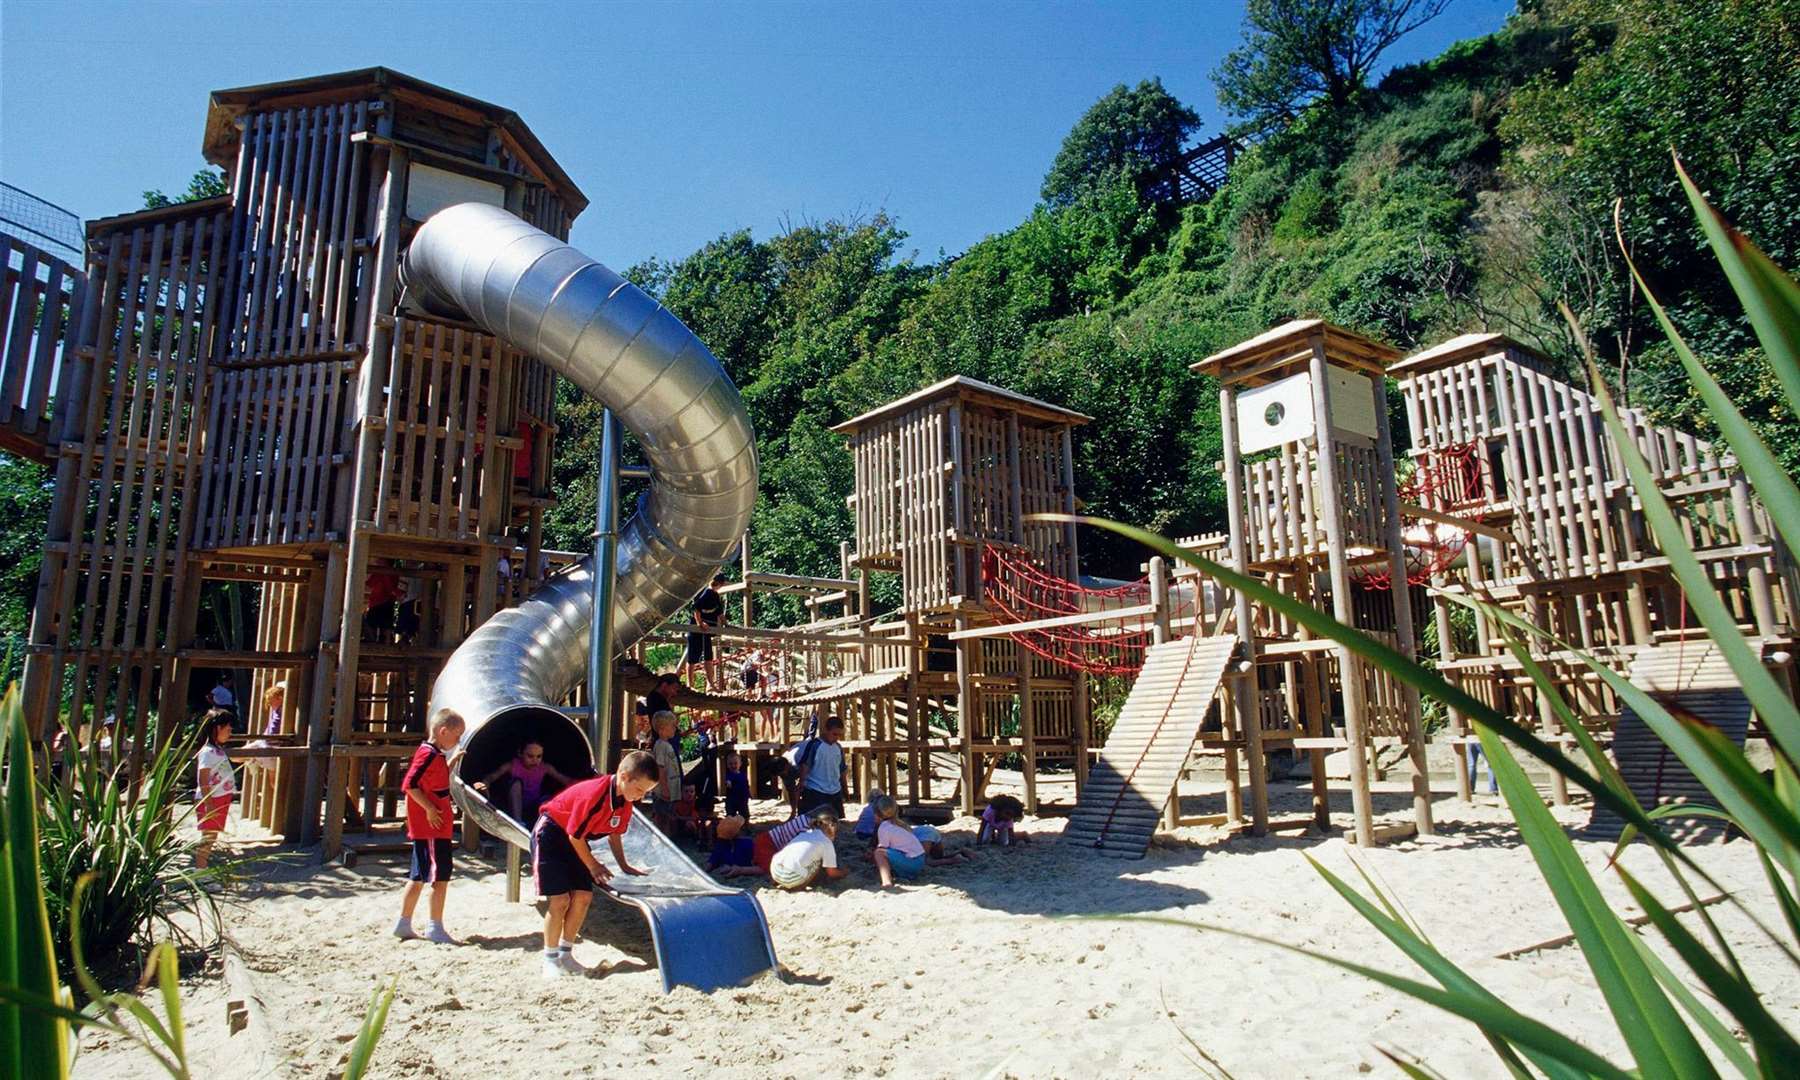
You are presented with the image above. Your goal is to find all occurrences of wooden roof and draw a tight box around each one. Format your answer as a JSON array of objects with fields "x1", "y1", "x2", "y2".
[
  {"x1": 1190, "y1": 319, "x2": 1400, "y2": 383},
  {"x1": 1390, "y1": 332, "x2": 1548, "y2": 377},
  {"x1": 831, "y1": 375, "x2": 1091, "y2": 436},
  {"x1": 86, "y1": 194, "x2": 232, "y2": 237},
  {"x1": 202, "y1": 68, "x2": 588, "y2": 216}
]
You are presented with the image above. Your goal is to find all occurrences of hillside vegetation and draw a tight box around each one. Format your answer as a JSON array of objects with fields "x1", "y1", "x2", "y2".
[{"x1": 543, "y1": 0, "x2": 1800, "y2": 599}]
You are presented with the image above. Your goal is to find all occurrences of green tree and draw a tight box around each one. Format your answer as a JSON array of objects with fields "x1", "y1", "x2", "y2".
[
  {"x1": 1499, "y1": 0, "x2": 1800, "y2": 466},
  {"x1": 141, "y1": 167, "x2": 227, "y2": 210},
  {"x1": 1040, "y1": 79, "x2": 1200, "y2": 208},
  {"x1": 0, "y1": 453, "x2": 51, "y2": 654},
  {"x1": 1214, "y1": 0, "x2": 1451, "y2": 127}
]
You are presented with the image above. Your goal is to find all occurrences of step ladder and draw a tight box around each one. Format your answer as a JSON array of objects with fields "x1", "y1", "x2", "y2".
[{"x1": 1063, "y1": 635, "x2": 1238, "y2": 858}]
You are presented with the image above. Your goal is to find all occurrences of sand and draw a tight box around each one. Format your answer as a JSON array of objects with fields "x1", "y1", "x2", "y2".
[{"x1": 73, "y1": 777, "x2": 1799, "y2": 1079}]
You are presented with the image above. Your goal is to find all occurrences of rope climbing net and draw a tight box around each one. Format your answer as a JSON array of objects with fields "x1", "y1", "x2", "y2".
[
  {"x1": 1360, "y1": 440, "x2": 1493, "y2": 590},
  {"x1": 980, "y1": 545, "x2": 1196, "y2": 675}
]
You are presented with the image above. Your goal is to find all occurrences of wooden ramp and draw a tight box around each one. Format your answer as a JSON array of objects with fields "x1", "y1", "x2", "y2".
[
  {"x1": 1587, "y1": 644, "x2": 1750, "y2": 844},
  {"x1": 1063, "y1": 635, "x2": 1238, "y2": 859}
]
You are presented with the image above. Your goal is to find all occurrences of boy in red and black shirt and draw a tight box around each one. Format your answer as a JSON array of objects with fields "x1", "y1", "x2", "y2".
[
  {"x1": 530, "y1": 749, "x2": 660, "y2": 978},
  {"x1": 394, "y1": 710, "x2": 466, "y2": 945}
]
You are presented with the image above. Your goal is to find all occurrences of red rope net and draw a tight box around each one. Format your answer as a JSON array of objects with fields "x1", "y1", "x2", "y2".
[
  {"x1": 979, "y1": 546, "x2": 1195, "y2": 676},
  {"x1": 1360, "y1": 441, "x2": 1492, "y2": 590}
]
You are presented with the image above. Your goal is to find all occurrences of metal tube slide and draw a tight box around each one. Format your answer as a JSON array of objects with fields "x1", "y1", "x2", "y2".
[{"x1": 404, "y1": 202, "x2": 758, "y2": 835}]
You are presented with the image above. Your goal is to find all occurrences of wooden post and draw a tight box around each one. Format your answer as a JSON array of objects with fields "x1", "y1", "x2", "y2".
[
  {"x1": 1436, "y1": 594, "x2": 1472, "y2": 802},
  {"x1": 1729, "y1": 475, "x2": 1779, "y2": 637},
  {"x1": 322, "y1": 136, "x2": 407, "y2": 861},
  {"x1": 1150, "y1": 556, "x2": 1182, "y2": 831},
  {"x1": 954, "y1": 613, "x2": 977, "y2": 816},
  {"x1": 740, "y1": 529, "x2": 754, "y2": 629},
  {"x1": 1372, "y1": 372, "x2": 1433, "y2": 837},
  {"x1": 1218, "y1": 384, "x2": 1269, "y2": 835},
  {"x1": 1308, "y1": 335, "x2": 1375, "y2": 847}
]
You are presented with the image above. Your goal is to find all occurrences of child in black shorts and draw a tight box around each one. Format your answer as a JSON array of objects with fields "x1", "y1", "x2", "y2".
[
  {"x1": 395, "y1": 710, "x2": 465, "y2": 944},
  {"x1": 530, "y1": 750, "x2": 660, "y2": 978}
]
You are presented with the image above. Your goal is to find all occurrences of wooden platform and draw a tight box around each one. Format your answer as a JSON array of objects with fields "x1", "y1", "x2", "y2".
[{"x1": 1062, "y1": 635, "x2": 1238, "y2": 859}]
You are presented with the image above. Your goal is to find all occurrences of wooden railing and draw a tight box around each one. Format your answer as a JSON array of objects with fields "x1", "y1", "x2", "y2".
[{"x1": 0, "y1": 234, "x2": 85, "y2": 459}]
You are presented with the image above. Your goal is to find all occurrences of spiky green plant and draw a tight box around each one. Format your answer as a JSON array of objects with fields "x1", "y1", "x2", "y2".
[
  {"x1": 1076, "y1": 159, "x2": 1799, "y2": 1077},
  {"x1": 2, "y1": 686, "x2": 397, "y2": 1077},
  {"x1": 37, "y1": 719, "x2": 224, "y2": 983}
]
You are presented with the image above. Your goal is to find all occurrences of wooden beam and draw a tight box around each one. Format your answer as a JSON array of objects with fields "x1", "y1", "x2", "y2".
[{"x1": 945, "y1": 603, "x2": 1157, "y2": 640}]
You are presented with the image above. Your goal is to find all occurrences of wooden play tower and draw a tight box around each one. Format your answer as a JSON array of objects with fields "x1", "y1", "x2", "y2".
[{"x1": 10, "y1": 69, "x2": 580, "y2": 856}]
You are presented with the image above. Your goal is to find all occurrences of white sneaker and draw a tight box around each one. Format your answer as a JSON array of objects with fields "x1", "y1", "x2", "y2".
[
  {"x1": 541, "y1": 955, "x2": 568, "y2": 980},
  {"x1": 556, "y1": 949, "x2": 585, "y2": 974},
  {"x1": 392, "y1": 919, "x2": 416, "y2": 940},
  {"x1": 422, "y1": 922, "x2": 456, "y2": 945}
]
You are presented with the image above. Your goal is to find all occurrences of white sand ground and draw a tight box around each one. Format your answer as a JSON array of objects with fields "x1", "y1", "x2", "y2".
[{"x1": 74, "y1": 776, "x2": 1798, "y2": 1079}]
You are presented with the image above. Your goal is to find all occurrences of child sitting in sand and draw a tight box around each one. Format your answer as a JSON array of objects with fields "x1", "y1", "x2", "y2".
[
  {"x1": 768, "y1": 810, "x2": 847, "y2": 890},
  {"x1": 194, "y1": 710, "x2": 236, "y2": 870},
  {"x1": 394, "y1": 709, "x2": 466, "y2": 945},
  {"x1": 871, "y1": 796, "x2": 974, "y2": 888},
  {"x1": 978, "y1": 794, "x2": 1028, "y2": 847},
  {"x1": 473, "y1": 739, "x2": 576, "y2": 826},
  {"x1": 531, "y1": 751, "x2": 659, "y2": 978}
]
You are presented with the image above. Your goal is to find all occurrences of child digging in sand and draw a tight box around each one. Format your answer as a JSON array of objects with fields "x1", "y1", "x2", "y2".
[
  {"x1": 871, "y1": 796, "x2": 974, "y2": 888},
  {"x1": 767, "y1": 810, "x2": 848, "y2": 890},
  {"x1": 978, "y1": 794, "x2": 1028, "y2": 847},
  {"x1": 194, "y1": 709, "x2": 236, "y2": 870},
  {"x1": 531, "y1": 751, "x2": 659, "y2": 979},
  {"x1": 395, "y1": 709, "x2": 465, "y2": 944}
]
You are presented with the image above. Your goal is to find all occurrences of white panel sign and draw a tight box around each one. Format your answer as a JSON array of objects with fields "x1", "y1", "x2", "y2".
[
  {"x1": 405, "y1": 162, "x2": 506, "y2": 222},
  {"x1": 1236, "y1": 371, "x2": 1316, "y2": 453},
  {"x1": 1326, "y1": 364, "x2": 1379, "y2": 440}
]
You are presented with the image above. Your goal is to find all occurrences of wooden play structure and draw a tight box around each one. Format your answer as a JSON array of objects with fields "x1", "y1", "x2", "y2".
[
  {"x1": 1391, "y1": 333, "x2": 1798, "y2": 812},
  {"x1": 9, "y1": 69, "x2": 577, "y2": 856}
]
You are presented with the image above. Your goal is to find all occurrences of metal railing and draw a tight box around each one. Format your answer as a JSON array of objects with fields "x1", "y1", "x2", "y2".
[{"x1": 0, "y1": 182, "x2": 83, "y2": 263}]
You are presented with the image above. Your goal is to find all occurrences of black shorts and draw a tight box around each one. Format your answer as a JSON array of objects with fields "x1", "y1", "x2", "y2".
[
  {"x1": 686, "y1": 630, "x2": 714, "y2": 663},
  {"x1": 408, "y1": 838, "x2": 454, "y2": 883},
  {"x1": 796, "y1": 788, "x2": 844, "y2": 820},
  {"x1": 531, "y1": 817, "x2": 594, "y2": 897}
]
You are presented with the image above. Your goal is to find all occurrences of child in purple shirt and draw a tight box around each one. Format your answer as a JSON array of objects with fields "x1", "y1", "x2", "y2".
[{"x1": 475, "y1": 740, "x2": 576, "y2": 825}]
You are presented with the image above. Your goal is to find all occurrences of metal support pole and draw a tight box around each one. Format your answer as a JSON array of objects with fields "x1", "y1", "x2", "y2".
[{"x1": 587, "y1": 410, "x2": 622, "y2": 767}]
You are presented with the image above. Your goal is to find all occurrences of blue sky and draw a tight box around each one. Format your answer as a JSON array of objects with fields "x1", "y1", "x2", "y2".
[{"x1": 2, "y1": 0, "x2": 1515, "y2": 270}]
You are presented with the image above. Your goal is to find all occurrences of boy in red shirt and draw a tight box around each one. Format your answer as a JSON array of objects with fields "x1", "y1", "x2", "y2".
[
  {"x1": 531, "y1": 750, "x2": 660, "y2": 978},
  {"x1": 394, "y1": 710, "x2": 466, "y2": 944}
]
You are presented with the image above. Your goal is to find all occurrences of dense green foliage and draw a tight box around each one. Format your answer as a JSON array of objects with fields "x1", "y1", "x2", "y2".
[
  {"x1": 540, "y1": 0, "x2": 1797, "y2": 602},
  {"x1": 0, "y1": 454, "x2": 51, "y2": 659},
  {"x1": 1040, "y1": 78, "x2": 1200, "y2": 208}
]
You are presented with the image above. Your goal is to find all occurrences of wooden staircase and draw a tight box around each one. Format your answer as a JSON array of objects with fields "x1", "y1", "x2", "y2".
[
  {"x1": 1587, "y1": 643, "x2": 1751, "y2": 844},
  {"x1": 1063, "y1": 635, "x2": 1238, "y2": 858}
]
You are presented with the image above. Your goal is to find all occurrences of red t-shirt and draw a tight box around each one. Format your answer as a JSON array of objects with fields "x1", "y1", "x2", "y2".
[
  {"x1": 540, "y1": 775, "x2": 634, "y2": 840},
  {"x1": 401, "y1": 743, "x2": 453, "y2": 840}
]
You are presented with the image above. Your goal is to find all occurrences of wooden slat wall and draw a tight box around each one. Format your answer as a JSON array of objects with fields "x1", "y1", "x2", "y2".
[
  {"x1": 222, "y1": 101, "x2": 375, "y2": 362},
  {"x1": 33, "y1": 204, "x2": 229, "y2": 743},
  {"x1": 0, "y1": 235, "x2": 85, "y2": 458},
  {"x1": 368, "y1": 316, "x2": 520, "y2": 541},
  {"x1": 196, "y1": 356, "x2": 353, "y2": 549}
]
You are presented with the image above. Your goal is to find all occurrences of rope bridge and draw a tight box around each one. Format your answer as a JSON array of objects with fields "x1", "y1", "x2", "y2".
[
  {"x1": 1362, "y1": 440, "x2": 1493, "y2": 591},
  {"x1": 980, "y1": 545, "x2": 1195, "y2": 675}
]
